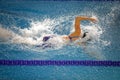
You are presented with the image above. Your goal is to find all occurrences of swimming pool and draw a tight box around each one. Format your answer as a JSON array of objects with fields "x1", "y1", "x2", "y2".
[{"x1": 0, "y1": 0, "x2": 120, "y2": 80}]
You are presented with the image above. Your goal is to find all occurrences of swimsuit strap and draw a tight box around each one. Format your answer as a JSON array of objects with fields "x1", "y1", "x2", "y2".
[
  {"x1": 68, "y1": 36, "x2": 80, "y2": 41},
  {"x1": 68, "y1": 32, "x2": 88, "y2": 41}
]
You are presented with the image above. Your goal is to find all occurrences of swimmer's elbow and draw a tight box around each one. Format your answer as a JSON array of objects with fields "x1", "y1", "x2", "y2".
[
  {"x1": 76, "y1": 16, "x2": 86, "y2": 20},
  {"x1": 76, "y1": 16, "x2": 82, "y2": 21}
]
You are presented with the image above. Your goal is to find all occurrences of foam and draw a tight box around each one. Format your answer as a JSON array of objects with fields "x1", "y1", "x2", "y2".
[{"x1": 0, "y1": 16, "x2": 110, "y2": 59}]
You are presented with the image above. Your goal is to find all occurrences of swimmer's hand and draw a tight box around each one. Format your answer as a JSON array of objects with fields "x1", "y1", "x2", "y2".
[{"x1": 90, "y1": 17, "x2": 98, "y2": 23}]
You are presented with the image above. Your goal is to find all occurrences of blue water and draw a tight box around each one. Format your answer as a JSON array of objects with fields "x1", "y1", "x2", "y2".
[{"x1": 0, "y1": 1, "x2": 120, "y2": 80}]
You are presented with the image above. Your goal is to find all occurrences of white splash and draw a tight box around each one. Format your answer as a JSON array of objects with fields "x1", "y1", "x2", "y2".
[
  {"x1": 0, "y1": 26, "x2": 15, "y2": 42},
  {"x1": 19, "y1": 19, "x2": 55, "y2": 37},
  {"x1": 0, "y1": 16, "x2": 110, "y2": 59},
  {"x1": 0, "y1": 18, "x2": 66, "y2": 49}
]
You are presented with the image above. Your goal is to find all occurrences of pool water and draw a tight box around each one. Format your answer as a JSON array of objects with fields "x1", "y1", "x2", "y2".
[{"x1": 0, "y1": 1, "x2": 120, "y2": 80}]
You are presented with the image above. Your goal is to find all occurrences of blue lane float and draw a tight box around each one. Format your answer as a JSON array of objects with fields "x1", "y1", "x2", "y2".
[{"x1": 0, "y1": 60, "x2": 120, "y2": 67}]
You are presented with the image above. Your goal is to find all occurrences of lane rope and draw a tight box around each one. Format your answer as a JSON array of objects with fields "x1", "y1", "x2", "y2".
[{"x1": 0, "y1": 60, "x2": 120, "y2": 67}]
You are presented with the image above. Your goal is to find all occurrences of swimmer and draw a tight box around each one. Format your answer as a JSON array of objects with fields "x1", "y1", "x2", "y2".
[
  {"x1": 37, "y1": 16, "x2": 97, "y2": 48},
  {"x1": 62, "y1": 16, "x2": 97, "y2": 41}
]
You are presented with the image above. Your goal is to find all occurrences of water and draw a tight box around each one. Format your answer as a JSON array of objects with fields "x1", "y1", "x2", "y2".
[{"x1": 0, "y1": 1, "x2": 120, "y2": 80}]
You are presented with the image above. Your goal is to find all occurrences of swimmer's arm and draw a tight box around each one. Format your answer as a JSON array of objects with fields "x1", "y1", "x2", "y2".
[
  {"x1": 69, "y1": 16, "x2": 97, "y2": 40},
  {"x1": 74, "y1": 16, "x2": 97, "y2": 33},
  {"x1": 75, "y1": 16, "x2": 97, "y2": 23}
]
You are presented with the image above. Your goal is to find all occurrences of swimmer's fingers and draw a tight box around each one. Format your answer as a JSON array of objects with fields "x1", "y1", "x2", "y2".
[
  {"x1": 90, "y1": 17, "x2": 98, "y2": 23},
  {"x1": 91, "y1": 18, "x2": 98, "y2": 23}
]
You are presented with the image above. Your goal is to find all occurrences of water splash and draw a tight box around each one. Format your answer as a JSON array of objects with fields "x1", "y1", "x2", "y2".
[{"x1": 0, "y1": 15, "x2": 109, "y2": 59}]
